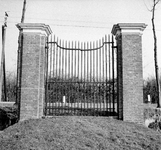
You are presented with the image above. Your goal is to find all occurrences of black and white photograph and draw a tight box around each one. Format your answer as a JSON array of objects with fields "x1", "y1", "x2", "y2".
[{"x1": 0, "y1": 0, "x2": 161, "y2": 149}]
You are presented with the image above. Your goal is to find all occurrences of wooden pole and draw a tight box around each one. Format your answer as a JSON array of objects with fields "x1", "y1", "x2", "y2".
[
  {"x1": 16, "y1": 0, "x2": 27, "y2": 120},
  {"x1": 0, "y1": 13, "x2": 8, "y2": 102},
  {"x1": 0, "y1": 26, "x2": 5, "y2": 102},
  {"x1": 21, "y1": 0, "x2": 26, "y2": 23},
  {"x1": 3, "y1": 25, "x2": 7, "y2": 101}
]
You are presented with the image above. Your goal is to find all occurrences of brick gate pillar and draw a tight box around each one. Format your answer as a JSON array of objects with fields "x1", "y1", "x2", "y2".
[
  {"x1": 16, "y1": 23, "x2": 52, "y2": 120},
  {"x1": 111, "y1": 23, "x2": 147, "y2": 124}
]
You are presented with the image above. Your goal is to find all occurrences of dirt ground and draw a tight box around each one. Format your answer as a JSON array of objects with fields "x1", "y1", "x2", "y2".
[{"x1": 0, "y1": 116, "x2": 161, "y2": 150}]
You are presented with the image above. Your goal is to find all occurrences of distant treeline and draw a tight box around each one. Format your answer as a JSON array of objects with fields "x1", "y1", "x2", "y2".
[
  {"x1": 2, "y1": 71, "x2": 160, "y2": 104},
  {"x1": 46, "y1": 76, "x2": 117, "y2": 103},
  {"x1": 143, "y1": 77, "x2": 161, "y2": 103}
]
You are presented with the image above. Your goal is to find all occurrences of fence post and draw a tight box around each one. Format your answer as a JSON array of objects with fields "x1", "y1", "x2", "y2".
[
  {"x1": 111, "y1": 23, "x2": 147, "y2": 124},
  {"x1": 16, "y1": 23, "x2": 52, "y2": 120}
]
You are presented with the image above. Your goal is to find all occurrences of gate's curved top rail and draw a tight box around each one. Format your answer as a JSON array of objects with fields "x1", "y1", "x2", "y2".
[{"x1": 46, "y1": 41, "x2": 115, "y2": 51}]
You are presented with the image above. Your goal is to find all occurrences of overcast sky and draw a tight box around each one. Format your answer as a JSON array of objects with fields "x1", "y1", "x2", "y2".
[{"x1": 0, "y1": 0, "x2": 161, "y2": 79}]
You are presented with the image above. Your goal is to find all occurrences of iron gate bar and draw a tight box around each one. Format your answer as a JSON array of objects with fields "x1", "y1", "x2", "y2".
[
  {"x1": 93, "y1": 41, "x2": 95, "y2": 116},
  {"x1": 50, "y1": 35, "x2": 53, "y2": 115},
  {"x1": 61, "y1": 40, "x2": 63, "y2": 114},
  {"x1": 45, "y1": 34, "x2": 117, "y2": 117},
  {"x1": 96, "y1": 40, "x2": 99, "y2": 116},
  {"x1": 112, "y1": 36, "x2": 115, "y2": 113},
  {"x1": 71, "y1": 41, "x2": 74, "y2": 115},
  {"x1": 87, "y1": 42, "x2": 89, "y2": 112},
  {"x1": 50, "y1": 36, "x2": 55, "y2": 114},
  {"x1": 53, "y1": 36, "x2": 55, "y2": 115},
  {"x1": 77, "y1": 41, "x2": 80, "y2": 112},
  {"x1": 102, "y1": 37, "x2": 105, "y2": 115},
  {"x1": 56, "y1": 37, "x2": 58, "y2": 113},
  {"x1": 61, "y1": 39, "x2": 63, "y2": 114},
  {"x1": 99, "y1": 39, "x2": 101, "y2": 113},
  {"x1": 71, "y1": 41, "x2": 73, "y2": 114},
  {"x1": 105, "y1": 35, "x2": 108, "y2": 115},
  {"x1": 59, "y1": 39, "x2": 61, "y2": 113},
  {"x1": 48, "y1": 37, "x2": 50, "y2": 115},
  {"x1": 108, "y1": 35, "x2": 111, "y2": 115},
  {"x1": 64, "y1": 41, "x2": 67, "y2": 114},
  {"x1": 75, "y1": 41, "x2": 77, "y2": 114},
  {"x1": 74, "y1": 41, "x2": 76, "y2": 114},
  {"x1": 90, "y1": 42, "x2": 92, "y2": 113},
  {"x1": 73, "y1": 41, "x2": 75, "y2": 114},
  {"x1": 60, "y1": 39, "x2": 62, "y2": 113},
  {"x1": 56, "y1": 38, "x2": 59, "y2": 113},
  {"x1": 60, "y1": 40, "x2": 62, "y2": 114},
  {"x1": 62, "y1": 40, "x2": 64, "y2": 114},
  {"x1": 68, "y1": 41, "x2": 70, "y2": 115},
  {"x1": 64, "y1": 40, "x2": 66, "y2": 114},
  {"x1": 48, "y1": 35, "x2": 50, "y2": 114},
  {"x1": 104, "y1": 37, "x2": 106, "y2": 114},
  {"x1": 53, "y1": 43, "x2": 55, "y2": 115},
  {"x1": 81, "y1": 42, "x2": 83, "y2": 115},
  {"x1": 59, "y1": 39, "x2": 60, "y2": 114},
  {"x1": 84, "y1": 42, "x2": 86, "y2": 115},
  {"x1": 63, "y1": 40, "x2": 65, "y2": 114}
]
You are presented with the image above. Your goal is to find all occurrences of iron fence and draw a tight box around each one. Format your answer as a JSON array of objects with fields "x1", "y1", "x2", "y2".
[{"x1": 45, "y1": 35, "x2": 117, "y2": 117}]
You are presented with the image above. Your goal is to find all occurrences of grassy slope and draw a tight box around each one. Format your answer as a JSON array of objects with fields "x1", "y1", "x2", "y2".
[{"x1": 0, "y1": 116, "x2": 161, "y2": 150}]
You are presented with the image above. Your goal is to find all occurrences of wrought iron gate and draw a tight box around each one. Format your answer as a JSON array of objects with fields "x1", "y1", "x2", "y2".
[{"x1": 45, "y1": 35, "x2": 118, "y2": 117}]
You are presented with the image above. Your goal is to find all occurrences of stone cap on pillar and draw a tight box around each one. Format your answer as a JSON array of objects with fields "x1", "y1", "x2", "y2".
[
  {"x1": 16, "y1": 23, "x2": 52, "y2": 36},
  {"x1": 111, "y1": 23, "x2": 147, "y2": 37}
]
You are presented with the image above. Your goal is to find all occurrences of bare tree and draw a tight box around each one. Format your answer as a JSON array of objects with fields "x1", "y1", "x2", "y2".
[
  {"x1": 151, "y1": 0, "x2": 161, "y2": 107},
  {"x1": 145, "y1": 0, "x2": 161, "y2": 107}
]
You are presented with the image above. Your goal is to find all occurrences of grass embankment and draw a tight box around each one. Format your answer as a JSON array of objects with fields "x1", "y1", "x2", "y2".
[{"x1": 0, "y1": 116, "x2": 161, "y2": 150}]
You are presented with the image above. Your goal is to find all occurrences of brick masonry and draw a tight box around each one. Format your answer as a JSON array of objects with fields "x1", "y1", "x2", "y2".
[
  {"x1": 16, "y1": 23, "x2": 52, "y2": 120},
  {"x1": 122, "y1": 34, "x2": 143, "y2": 123},
  {"x1": 17, "y1": 23, "x2": 147, "y2": 124},
  {"x1": 112, "y1": 23, "x2": 147, "y2": 124}
]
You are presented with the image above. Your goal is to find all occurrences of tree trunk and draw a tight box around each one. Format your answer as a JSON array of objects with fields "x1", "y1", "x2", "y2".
[{"x1": 152, "y1": 0, "x2": 161, "y2": 107}]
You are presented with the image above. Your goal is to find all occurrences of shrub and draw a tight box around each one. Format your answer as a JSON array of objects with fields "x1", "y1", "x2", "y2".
[
  {"x1": 1, "y1": 72, "x2": 17, "y2": 102},
  {"x1": 143, "y1": 77, "x2": 161, "y2": 103}
]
